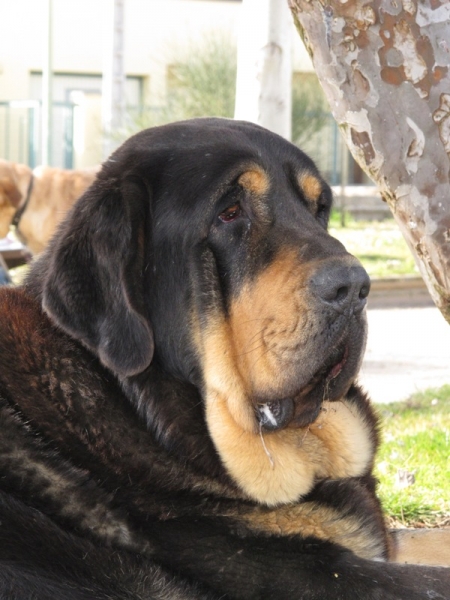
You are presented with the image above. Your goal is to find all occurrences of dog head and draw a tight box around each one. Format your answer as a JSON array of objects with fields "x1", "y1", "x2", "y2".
[{"x1": 33, "y1": 119, "x2": 372, "y2": 504}]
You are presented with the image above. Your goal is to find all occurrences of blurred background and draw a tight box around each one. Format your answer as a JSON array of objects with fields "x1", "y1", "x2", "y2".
[
  {"x1": 0, "y1": 0, "x2": 372, "y2": 187},
  {"x1": 1, "y1": 0, "x2": 449, "y2": 407}
]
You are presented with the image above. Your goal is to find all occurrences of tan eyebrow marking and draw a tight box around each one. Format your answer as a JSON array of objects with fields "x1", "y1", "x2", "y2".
[
  {"x1": 298, "y1": 173, "x2": 323, "y2": 204},
  {"x1": 238, "y1": 169, "x2": 270, "y2": 196}
]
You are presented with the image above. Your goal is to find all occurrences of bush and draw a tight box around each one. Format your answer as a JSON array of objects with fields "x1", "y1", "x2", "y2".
[{"x1": 124, "y1": 33, "x2": 328, "y2": 145}]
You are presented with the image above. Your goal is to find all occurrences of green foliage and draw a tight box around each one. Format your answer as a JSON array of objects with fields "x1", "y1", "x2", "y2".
[
  {"x1": 166, "y1": 33, "x2": 237, "y2": 120},
  {"x1": 125, "y1": 34, "x2": 328, "y2": 145},
  {"x1": 291, "y1": 73, "x2": 328, "y2": 147},
  {"x1": 124, "y1": 32, "x2": 237, "y2": 135},
  {"x1": 374, "y1": 385, "x2": 450, "y2": 527}
]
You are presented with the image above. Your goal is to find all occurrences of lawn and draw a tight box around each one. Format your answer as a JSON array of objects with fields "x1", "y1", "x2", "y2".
[
  {"x1": 329, "y1": 212, "x2": 419, "y2": 279},
  {"x1": 374, "y1": 384, "x2": 450, "y2": 528}
]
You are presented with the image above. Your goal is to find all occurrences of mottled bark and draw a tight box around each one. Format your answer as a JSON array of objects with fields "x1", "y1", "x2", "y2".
[{"x1": 289, "y1": 0, "x2": 450, "y2": 323}]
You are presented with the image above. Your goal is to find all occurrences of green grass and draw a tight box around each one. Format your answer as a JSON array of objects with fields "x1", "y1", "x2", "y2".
[
  {"x1": 329, "y1": 212, "x2": 419, "y2": 279},
  {"x1": 374, "y1": 385, "x2": 450, "y2": 528}
]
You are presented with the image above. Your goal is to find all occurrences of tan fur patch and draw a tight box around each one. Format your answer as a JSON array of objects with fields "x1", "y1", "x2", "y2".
[
  {"x1": 228, "y1": 249, "x2": 310, "y2": 396},
  {"x1": 0, "y1": 201, "x2": 16, "y2": 238},
  {"x1": 226, "y1": 250, "x2": 362, "y2": 401},
  {"x1": 299, "y1": 173, "x2": 322, "y2": 203},
  {"x1": 0, "y1": 179, "x2": 22, "y2": 208},
  {"x1": 238, "y1": 169, "x2": 269, "y2": 196},
  {"x1": 196, "y1": 247, "x2": 375, "y2": 505},
  {"x1": 0, "y1": 160, "x2": 32, "y2": 238},
  {"x1": 308, "y1": 400, "x2": 375, "y2": 478},
  {"x1": 236, "y1": 502, "x2": 387, "y2": 560},
  {"x1": 205, "y1": 367, "x2": 375, "y2": 505},
  {"x1": 205, "y1": 387, "x2": 317, "y2": 505},
  {"x1": 196, "y1": 249, "x2": 310, "y2": 437},
  {"x1": 201, "y1": 317, "x2": 256, "y2": 435},
  {"x1": 391, "y1": 529, "x2": 450, "y2": 567}
]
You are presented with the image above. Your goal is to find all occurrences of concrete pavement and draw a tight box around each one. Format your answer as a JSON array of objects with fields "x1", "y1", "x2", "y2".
[{"x1": 358, "y1": 301, "x2": 450, "y2": 404}]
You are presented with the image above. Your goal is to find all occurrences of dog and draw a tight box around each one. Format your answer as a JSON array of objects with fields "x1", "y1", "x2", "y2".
[
  {"x1": 0, "y1": 159, "x2": 97, "y2": 253},
  {"x1": 0, "y1": 118, "x2": 449, "y2": 599},
  {"x1": 0, "y1": 159, "x2": 32, "y2": 239}
]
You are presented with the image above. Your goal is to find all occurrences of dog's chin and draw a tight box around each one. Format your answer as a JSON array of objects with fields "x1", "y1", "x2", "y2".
[{"x1": 256, "y1": 340, "x2": 364, "y2": 432}]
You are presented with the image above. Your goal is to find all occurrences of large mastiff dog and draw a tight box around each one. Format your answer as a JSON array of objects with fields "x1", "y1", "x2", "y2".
[
  {"x1": 0, "y1": 159, "x2": 97, "y2": 254},
  {"x1": 0, "y1": 119, "x2": 449, "y2": 599}
]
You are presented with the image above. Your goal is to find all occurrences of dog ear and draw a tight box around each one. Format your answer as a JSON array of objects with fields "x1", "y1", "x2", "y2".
[{"x1": 42, "y1": 177, "x2": 154, "y2": 378}]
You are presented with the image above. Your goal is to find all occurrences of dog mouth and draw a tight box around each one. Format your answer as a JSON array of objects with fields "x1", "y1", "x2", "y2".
[{"x1": 255, "y1": 343, "x2": 351, "y2": 432}]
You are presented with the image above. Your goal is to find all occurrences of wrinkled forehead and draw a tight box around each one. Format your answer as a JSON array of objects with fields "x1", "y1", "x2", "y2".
[
  {"x1": 179, "y1": 120, "x2": 322, "y2": 180},
  {"x1": 144, "y1": 121, "x2": 327, "y2": 220},
  {"x1": 126, "y1": 118, "x2": 322, "y2": 182}
]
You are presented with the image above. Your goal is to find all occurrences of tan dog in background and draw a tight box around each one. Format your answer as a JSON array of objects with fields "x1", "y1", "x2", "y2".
[
  {"x1": 0, "y1": 160, "x2": 32, "y2": 239},
  {"x1": 0, "y1": 159, "x2": 97, "y2": 254}
]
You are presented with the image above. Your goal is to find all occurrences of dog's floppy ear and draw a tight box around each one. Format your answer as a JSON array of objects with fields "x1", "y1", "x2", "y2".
[{"x1": 42, "y1": 177, "x2": 154, "y2": 378}]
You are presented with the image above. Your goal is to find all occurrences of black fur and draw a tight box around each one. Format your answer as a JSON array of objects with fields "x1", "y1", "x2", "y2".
[{"x1": 0, "y1": 119, "x2": 449, "y2": 599}]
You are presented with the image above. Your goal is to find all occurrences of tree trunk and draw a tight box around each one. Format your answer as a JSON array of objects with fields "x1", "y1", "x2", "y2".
[
  {"x1": 102, "y1": 0, "x2": 126, "y2": 159},
  {"x1": 235, "y1": 0, "x2": 292, "y2": 139},
  {"x1": 289, "y1": 0, "x2": 450, "y2": 323},
  {"x1": 41, "y1": 0, "x2": 53, "y2": 166}
]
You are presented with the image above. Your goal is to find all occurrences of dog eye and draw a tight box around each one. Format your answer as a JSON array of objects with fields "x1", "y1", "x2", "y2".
[{"x1": 218, "y1": 203, "x2": 242, "y2": 223}]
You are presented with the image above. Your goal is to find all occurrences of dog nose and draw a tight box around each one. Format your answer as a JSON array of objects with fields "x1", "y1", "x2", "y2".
[{"x1": 310, "y1": 262, "x2": 370, "y2": 313}]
